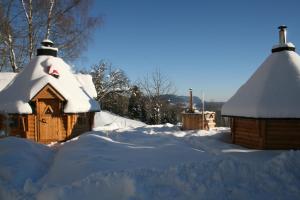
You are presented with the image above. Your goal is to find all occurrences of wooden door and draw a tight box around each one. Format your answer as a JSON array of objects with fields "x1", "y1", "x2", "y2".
[{"x1": 37, "y1": 99, "x2": 62, "y2": 143}]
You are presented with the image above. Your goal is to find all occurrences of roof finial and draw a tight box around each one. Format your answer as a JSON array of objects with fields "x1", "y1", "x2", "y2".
[
  {"x1": 37, "y1": 39, "x2": 58, "y2": 57},
  {"x1": 271, "y1": 25, "x2": 295, "y2": 53},
  {"x1": 278, "y1": 25, "x2": 287, "y2": 45},
  {"x1": 41, "y1": 39, "x2": 54, "y2": 47}
]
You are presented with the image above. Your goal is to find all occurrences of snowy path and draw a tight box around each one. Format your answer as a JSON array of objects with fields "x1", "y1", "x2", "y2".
[{"x1": 40, "y1": 128, "x2": 212, "y2": 186}]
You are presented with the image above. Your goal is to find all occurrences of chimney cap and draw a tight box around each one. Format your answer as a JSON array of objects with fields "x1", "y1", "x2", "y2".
[
  {"x1": 271, "y1": 25, "x2": 295, "y2": 53},
  {"x1": 41, "y1": 39, "x2": 54, "y2": 47},
  {"x1": 37, "y1": 39, "x2": 58, "y2": 57},
  {"x1": 278, "y1": 25, "x2": 287, "y2": 30}
]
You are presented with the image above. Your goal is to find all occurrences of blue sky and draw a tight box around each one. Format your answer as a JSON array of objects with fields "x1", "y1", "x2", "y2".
[{"x1": 74, "y1": 0, "x2": 300, "y2": 101}]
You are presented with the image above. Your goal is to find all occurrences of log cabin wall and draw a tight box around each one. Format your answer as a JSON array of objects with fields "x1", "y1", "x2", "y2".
[
  {"x1": 265, "y1": 119, "x2": 300, "y2": 149},
  {"x1": 231, "y1": 117, "x2": 264, "y2": 149},
  {"x1": 0, "y1": 114, "x2": 26, "y2": 138},
  {"x1": 9, "y1": 115, "x2": 25, "y2": 137},
  {"x1": 0, "y1": 114, "x2": 7, "y2": 137},
  {"x1": 0, "y1": 114, "x2": 4, "y2": 134},
  {"x1": 230, "y1": 117, "x2": 300, "y2": 149},
  {"x1": 67, "y1": 112, "x2": 94, "y2": 139},
  {"x1": 0, "y1": 111, "x2": 94, "y2": 143}
]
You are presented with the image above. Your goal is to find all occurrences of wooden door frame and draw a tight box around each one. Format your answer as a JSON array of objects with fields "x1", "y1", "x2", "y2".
[
  {"x1": 31, "y1": 84, "x2": 66, "y2": 143},
  {"x1": 36, "y1": 98, "x2": 61, "y2": 143}
]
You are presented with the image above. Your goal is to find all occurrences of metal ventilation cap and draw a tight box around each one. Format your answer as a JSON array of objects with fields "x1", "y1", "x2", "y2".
[
  {"x1": 37, "y1": 39, "x2": 58, "y2": 57},
  {"x1": 278, "y1": 25, "x2": 287, "y2": 45},
  {"x1": 41, "y1": 39, "x2": 54, "y2": 47},
  {"x1": 271, "y1": 25, "x2": 295, "y2": 53}
]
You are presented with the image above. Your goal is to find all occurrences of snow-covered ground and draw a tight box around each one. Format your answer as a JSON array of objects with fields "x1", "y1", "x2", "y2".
[{"x1": 0, "y1": 111, "x2": 300, "y2": 200}]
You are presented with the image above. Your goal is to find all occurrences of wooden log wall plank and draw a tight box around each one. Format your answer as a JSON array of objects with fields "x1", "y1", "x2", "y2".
[{"x1": 231, "y1": 117, "x2": 263, "y2": 149}]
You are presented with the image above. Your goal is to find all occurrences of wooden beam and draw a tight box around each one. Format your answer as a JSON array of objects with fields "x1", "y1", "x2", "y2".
[
  {"x1": 231, "y1": 118, "x2": 235, "y2": 144},
  {"x1": 260, "y1": 120, "x2": 266, "y2": 149}
]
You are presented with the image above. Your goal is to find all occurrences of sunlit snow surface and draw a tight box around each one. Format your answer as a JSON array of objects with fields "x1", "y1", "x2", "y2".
[{"x1": 0, "y1": 111, "x2": 299, "y2": 200}]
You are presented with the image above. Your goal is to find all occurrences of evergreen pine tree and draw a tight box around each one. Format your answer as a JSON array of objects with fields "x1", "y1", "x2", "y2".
[{"x1": 128, "y1": 86, "x2": 146, "y2": 121}]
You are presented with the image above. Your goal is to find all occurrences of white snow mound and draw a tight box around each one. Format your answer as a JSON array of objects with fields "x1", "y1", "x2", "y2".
[{"x1": 93, "y1": 111, "x2": 146, "y2": 130}]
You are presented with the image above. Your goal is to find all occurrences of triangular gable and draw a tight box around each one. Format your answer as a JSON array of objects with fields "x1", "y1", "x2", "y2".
[{"x1": 31, "y1": 83, "x2": 65, "y2": 101}]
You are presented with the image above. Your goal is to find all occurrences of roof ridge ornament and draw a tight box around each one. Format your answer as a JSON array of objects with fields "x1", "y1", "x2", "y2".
[
  {"x1": 272, "y1": 25, "x2": 296, "y2": 53},
  {"x1": 278, "y1": 25, "x2": 287, "y2": 45},
  {"x1": 37, "y1": 39, "x2": 58, "y2": 57}
]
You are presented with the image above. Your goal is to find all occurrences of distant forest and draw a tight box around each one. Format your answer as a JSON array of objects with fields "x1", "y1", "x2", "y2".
[{"x1": 86, "y1": 61, "x2": 228, "y2": 126}]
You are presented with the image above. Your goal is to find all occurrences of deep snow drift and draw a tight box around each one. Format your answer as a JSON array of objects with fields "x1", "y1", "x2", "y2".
[
  {"x1": 93, "y1": 111, "x2": 146, "y2": 130},
  {"x1": 0, "y1": 111, "x2": 299, "y2": 200}
]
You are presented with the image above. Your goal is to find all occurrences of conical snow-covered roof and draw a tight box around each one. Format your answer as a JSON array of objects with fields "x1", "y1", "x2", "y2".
[
  {"x1": 222, "y1": 26, "x2": 300, "y2": 118},
  {"x1": 0, "y1": 72, "x2": 17, "y2": 91},
  {"x1": 0, "y1": 41, "x2": 100, "y2": 114}
]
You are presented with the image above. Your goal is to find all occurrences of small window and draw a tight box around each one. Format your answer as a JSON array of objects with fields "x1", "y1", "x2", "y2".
[
  {"x1": 77, "y1": 114, "x2": 87, "y2": 126},
  {"x1": 9, "y1": 116, "x2": 19, "y2": 129}
]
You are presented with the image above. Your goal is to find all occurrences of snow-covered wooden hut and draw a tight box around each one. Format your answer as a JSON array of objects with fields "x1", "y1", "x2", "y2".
[
  {"x1": 222, "y1": 26, "x2": 300, "y2": 149},
  {"x1": 0, "y1": 40, "x2": 100, "y2": 143},
  {"x1": 182, "y1": 89, "x2": 216, "y2": 130}
]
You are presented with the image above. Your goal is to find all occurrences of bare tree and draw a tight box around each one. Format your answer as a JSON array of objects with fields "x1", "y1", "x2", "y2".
[
  {"x1": 0, "y1": 0, "x2": 21, "y2": 72},
  {"x1": 90, "y1": 61, "x2": 130, "y2": 101},
  {"x1": 138, "y1": 69, "x2": 176, "y2": 124},
  {"x1": 90, "y1": 60, "x2": 131, "y2": 116},
  {"x1": 21, "y1": 0, "x2": 33, "y2": 59},
  {"x1": 0, "y1": 0, "x2": 102, "y2": 72},
  {"x1": 47, "y1": 0, "x2": 101, "y2": 60},
  {"x1": 140, "y1": 69, "x2": 175, "y2": 98},
  {"x1": 45, "y1": 0, "x2": 55, "y2": 39}
]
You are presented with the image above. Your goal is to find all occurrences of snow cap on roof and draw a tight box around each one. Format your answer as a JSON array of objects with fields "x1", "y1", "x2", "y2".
[
  {"x1": 222, "y1": 26, "x2": 300, "y2": 118},
  {"x1": 0, "y1": 43, "x2": 100, "y2": 114},
  {"x1": 75, "y1": 74, "x2": 97, "y2": 98},
  {"x1": 0, "y1": 72, "x2": 17, "y2": 91}
]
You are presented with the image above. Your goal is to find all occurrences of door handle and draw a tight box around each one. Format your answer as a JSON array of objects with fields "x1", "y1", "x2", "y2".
[{"x1": 41, "y1": 119, "x2": 46, "y2": 123}]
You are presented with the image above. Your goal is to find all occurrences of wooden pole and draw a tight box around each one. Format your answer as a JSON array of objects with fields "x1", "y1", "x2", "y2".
[{"x1": 202, "y1": 92, "x2": 205, "y2": 130}]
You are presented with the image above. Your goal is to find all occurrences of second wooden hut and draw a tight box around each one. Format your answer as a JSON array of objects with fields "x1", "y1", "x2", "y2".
[{"x1": 222, "y1": 26, "x2": 300, "y2": 149}]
